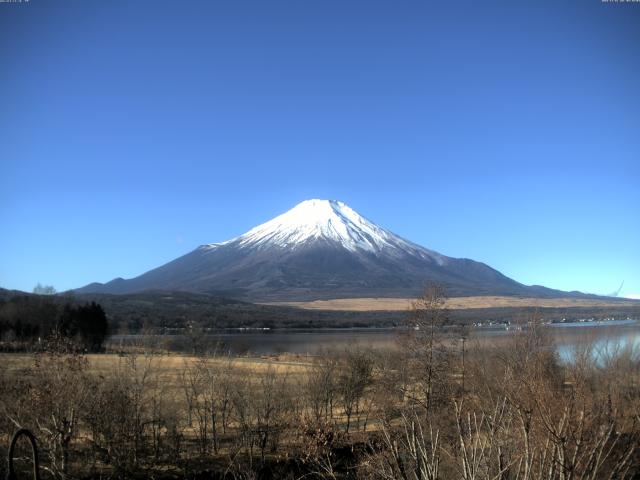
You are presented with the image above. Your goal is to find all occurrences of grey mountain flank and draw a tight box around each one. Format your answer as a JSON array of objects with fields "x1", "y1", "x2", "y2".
[{"x1": 76, "y1": 199, "x2": 594, "y2": 301}]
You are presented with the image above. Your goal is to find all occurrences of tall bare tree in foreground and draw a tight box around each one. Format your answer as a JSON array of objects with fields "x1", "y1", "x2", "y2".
[{"x1": 405, "y1": 283, "x2": 453, "y2": 413}]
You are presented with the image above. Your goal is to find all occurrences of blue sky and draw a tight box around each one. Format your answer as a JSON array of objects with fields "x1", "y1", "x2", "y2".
[{"x1": 1, "y1": 0, "x2": 639, "y2": 298}]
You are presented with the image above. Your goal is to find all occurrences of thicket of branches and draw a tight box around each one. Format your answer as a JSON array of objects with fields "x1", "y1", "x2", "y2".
[
  {"x1": 364, "y1": 286, "x2": 640, "y2": 480},
  {"x1": 0, "y1": 286, "x2": 638, "y2": 479}
]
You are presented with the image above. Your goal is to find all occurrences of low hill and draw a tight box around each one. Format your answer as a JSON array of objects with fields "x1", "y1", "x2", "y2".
[{"x1": 3, "y1": 288, "x2": 637, "y2": 332}]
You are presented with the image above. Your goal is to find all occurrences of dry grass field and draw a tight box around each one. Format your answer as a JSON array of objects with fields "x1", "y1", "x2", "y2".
[
  {"x1": 266, "y1": 295, "x2": 639, "y2": 311},
  {"x1": 0, "y1": 351, "x2": 315, "y2": 378}
]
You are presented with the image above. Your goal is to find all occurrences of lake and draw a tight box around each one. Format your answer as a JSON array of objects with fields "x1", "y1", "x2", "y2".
[{"x1": 109, "y1": 319, "x2": 640, "y2": 360}]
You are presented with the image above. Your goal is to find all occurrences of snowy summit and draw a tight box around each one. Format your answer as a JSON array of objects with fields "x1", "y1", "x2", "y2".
[{"x1": 206, "y1": 199, "x2": 442, "y2": 259}]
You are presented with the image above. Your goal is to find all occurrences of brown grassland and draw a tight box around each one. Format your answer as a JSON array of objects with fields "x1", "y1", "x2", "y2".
[{"x1": 265, "y1": 296, "x2": 639, "y2": 311}]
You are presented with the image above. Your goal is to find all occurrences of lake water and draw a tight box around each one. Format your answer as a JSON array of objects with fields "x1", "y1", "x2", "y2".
[
  {"x1": 551, "y1": 321, "x2": 640, "y2": 363},
  {"x1": 109, "y1": 319, "x2": 640, "y2": 360}
]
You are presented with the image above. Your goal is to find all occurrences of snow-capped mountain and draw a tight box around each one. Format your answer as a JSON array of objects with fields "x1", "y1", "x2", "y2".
[
  {"x1": 207, "y1": 199, "x2": 445, "y2": 260},
  {"x1": 76, "y1": 199, "x2": 568, "y2": 300}
]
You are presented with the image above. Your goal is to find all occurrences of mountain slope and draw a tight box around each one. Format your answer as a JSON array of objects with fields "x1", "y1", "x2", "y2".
[{"x1": 76, "y1": 199, "x2": 581, "y2": 301}]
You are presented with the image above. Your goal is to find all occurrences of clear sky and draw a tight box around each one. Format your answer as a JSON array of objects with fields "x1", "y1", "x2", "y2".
[{"x1": 1, "y1": 0, "x2": 639, "y2": 298}]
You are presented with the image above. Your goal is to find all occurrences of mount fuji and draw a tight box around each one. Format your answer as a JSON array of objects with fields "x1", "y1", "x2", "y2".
[{"x1": 76, "y1": 199, "x2": 576, "y2": 301}]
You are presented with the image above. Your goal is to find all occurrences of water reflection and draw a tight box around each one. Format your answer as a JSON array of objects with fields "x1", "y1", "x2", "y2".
[{"x1": 555, "y1": 328, "x2": 640, "y2": 364}]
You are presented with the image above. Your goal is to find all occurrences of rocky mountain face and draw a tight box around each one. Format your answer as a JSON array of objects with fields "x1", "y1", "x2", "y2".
[{"x1": 76, "y1": 199, "x2": 579, "y2": 301}]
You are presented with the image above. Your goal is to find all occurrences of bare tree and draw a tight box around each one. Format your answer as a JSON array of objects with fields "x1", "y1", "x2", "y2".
[
  {"x1": 305, "y1": 352, "x2": 339, "y2": 425},
  {"x1": 404, "y1": 283, "x2": 453, "y2": 413},
  {"x1": 33, "y1": 283, "x2": 57, "y2": 295},
  {"x1": 338, "y1": 348, "x2": 373, "y2": 433},
  {"x1": 195, "y1": 354, "x2": 235, "y2": 454},
  {"x1": 367, "y1": 408, "x2": 441, "y2": 480}
]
